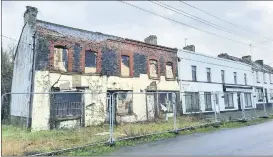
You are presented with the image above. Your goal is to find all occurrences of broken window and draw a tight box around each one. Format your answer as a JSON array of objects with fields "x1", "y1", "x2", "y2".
[
  {"x1": 121, "y1": 55, "x2": 130, "y2": 77},
  {"x1": 158, "y1": 93, "x2": 175, "y2": 113},
  {"x1": 149, "y1": 59, "x2": 158, "y2": 78},
  {"x1": 54, "y1": 46, "x2": 68, "y2": 72},
  {"x1": 116, "y1": 91, "x2": 133, "y2": 115},
  {"x1": 166, "y1": 62, "x2": 174, "y2": 79},
  {"x1": 85, "y1": 50, "x2": 97, "y2": 73}
]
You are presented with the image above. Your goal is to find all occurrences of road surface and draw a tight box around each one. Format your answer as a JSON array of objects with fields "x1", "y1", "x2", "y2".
[{"x1": 110, "y1": 120, "x2": 273, "y2": 155}]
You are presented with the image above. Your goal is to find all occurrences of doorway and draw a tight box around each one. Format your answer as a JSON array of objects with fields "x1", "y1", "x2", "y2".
[{"x1": 237, "y1": 92, "x2": 242, "y2": 111}]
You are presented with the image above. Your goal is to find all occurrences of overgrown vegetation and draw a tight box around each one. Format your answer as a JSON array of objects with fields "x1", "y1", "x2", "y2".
[
  {"x1": 1, "y1": 45, "x2": 15, "y2": 121},
  {"x1": 2, "y1": 115, "x2": 272, "y2": 156},
  {"x1": 62, "y1": 116, "x2": 273, "y2": 156}
]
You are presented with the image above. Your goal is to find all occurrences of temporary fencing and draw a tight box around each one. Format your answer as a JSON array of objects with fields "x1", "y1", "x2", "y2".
[{"x1": 1, "y1": 91, "x2": 272, "y2": 156}]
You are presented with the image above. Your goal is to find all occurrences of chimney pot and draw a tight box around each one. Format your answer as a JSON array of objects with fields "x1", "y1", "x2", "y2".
[
  {"x1": 255, "y1": 60, "x2": 264, "y2": 65},
  {"x1": 183, "y1": 45, "x2": 195, "y2": 52},
  {"x1": 242, "y1": 55, "x2": 252, "y2": 62},
  {"x1": 144, "y1": 35, "x2": 157, "y2": 45},
  {"x1": 24, "y1": 6, "x2": 38, "y2": 27}
]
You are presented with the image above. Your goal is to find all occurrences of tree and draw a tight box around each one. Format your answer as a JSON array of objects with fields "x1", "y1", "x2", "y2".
[{"x1": 1, "y1": 45, "x2": 15, "y2": 121}]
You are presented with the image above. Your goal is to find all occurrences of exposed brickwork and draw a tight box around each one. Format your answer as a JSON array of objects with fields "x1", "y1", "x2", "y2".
[{"x1": 35, "y1": 30, "x2": 178, "y2": 80}]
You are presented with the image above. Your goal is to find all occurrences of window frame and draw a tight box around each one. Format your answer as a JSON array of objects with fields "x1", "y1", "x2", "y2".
[
  {"x1": 53, "y1": 45, "x2": 69, "y2": 72},
  {"x1": 207, "y1": 68, "x2": 211, "y2": 83},
  {"x1": 185, "y1": 92, "x2": 200, "y2": 112},
  {"x1": 204, "y1": 92, "x2": 212, "y2": 111},
  {"x1": 244, "y1": 93, "x2": 252, "y2": 108},
  {"x1": 192, "y1": 65, "x2": 197, "y2": 81},
  {"x1": 165, "y1": 62, "x2": 175, "y2": 80},
  {"x1": 221, "y1": 70, "x2": 225, "y2": 84},
  {"x1": 84, "y1": 50, "x2": 98, "y2": 74},
  {"x1": 224, "y1": 92, "x2": 234, "y2": 109},
  {"x1": 244, "y1": 73, "x2": 247, "y2": 85},
  {"x1": 120, "y1": 54, "x2": 133, "y2": 77},
  {"x1": 148, "y1": 58, "x2": 160, "y2": 80},
  {"x1": 233, "y1": 72, "x2": 237, "y2": 84}
]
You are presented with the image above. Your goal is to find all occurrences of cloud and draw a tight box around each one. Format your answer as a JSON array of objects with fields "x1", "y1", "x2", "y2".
[{"x1": 2, "y1": 1, "x2": 273, "y2": 64}]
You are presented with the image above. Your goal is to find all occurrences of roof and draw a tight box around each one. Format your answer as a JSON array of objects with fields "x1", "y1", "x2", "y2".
[
  {"x1": 36, "y1": 20, "x2": 176, "y2": 52},
  {"x1": 178, "y1": 49, "x2": 252, "y2": 67},
  {"x1": 218, "y1": 53, "x2": 273, "y2": 73},
  {"x1": 36, "y1": 20, "x2": 121, "y2": 42}
]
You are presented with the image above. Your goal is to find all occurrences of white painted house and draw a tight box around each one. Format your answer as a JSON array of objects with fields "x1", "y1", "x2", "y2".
[
  {"x1": 177, "y1": 47, "x2": 254, "y2": 114},
  {"x1": 218, "y1": 54, "x2": 273, "y2": 108}
]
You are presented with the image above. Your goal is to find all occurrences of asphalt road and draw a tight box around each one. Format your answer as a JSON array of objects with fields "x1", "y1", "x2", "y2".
[{"x1": 110, "y1": 120, "x2": 273, "y2": 155}]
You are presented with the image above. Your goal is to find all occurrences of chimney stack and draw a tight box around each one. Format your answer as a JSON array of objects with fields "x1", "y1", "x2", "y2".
[
  {"x1": 255, "y1": 60, "x2": 264, "y2": 65},
  {"x1": 24, "y1": 6, "x2": 38, "y2": 27},
  {"x1": 183, "y1": 45, "x2": 195, "y2": 52},
  {"x1": 144, "y1": 35, "x2": 157, "y2": 45},
  {"x1": 242, "y1": 55, "x2": 252, "y2": 62}
]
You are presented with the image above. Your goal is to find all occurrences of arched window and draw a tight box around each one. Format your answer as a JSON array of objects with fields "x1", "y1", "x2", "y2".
[
  {"x1": 85, "y1": 50, "x2": 97, "y2": 73},
  {"x1": 149, "y1": 59, "x2": 158, "y2": 78},
  {"x1": 165, "y1": 62, "x2": 174, "y2": 79}
]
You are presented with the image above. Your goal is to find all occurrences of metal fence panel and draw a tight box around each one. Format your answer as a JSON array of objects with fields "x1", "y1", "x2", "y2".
[{"x1": 1, "y1": 92, "x2": 111, "y2": 156}]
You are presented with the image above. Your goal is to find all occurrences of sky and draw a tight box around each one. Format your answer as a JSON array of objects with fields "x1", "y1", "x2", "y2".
[{"x1": 2, "y1": 1, "x2": 273, "y2": 65}]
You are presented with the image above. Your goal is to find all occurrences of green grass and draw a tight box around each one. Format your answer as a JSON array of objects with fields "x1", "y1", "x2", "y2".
[
  {"x1": 2, "y1": 115, "x2": 272, "y2": 156},
  {"x1": 1, "y1": 116, "x2": 203, "y2": 156},
  {"x1": 61, "y1": 116, "x2": 273, "y2": 156}
]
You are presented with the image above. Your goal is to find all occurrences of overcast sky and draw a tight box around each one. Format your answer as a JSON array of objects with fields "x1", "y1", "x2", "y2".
[{"x1": 2, "y1": 1, "x2": 273, "y2": 65}]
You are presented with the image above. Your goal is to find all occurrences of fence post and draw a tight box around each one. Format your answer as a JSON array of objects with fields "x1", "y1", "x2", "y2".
[
  {"x1": 241, "y1": 93, "x2": 246, "y2": 120},
  {"x1": 213, "y1": 92, "x2": 218, "y2": 123},
  {"x1": 263, "y1": 94, "x2": 268, "y2": 117},
  {"x1": 173, "y1": 92, "x2": 178, "y2": 134},
  {"x1": 108, "y1": 93, "x2": 115, "y2": 146}
]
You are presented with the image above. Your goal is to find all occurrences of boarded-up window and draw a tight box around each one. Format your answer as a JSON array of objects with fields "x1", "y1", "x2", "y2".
[
  {"x1": 166, "y1": 62, "x2": 174, "y2": 79},
  {"x1": 54, "y1": 46, "x2": 68, "y2": 72},
  {"x1": 85, "y1": 50, "x2": 97, "y2": 73},
  {"x1": 149, "y1": 59, "x2": 158, "y2": 78},
  {"x1": 121, "y1": 55, "x2": 130, "y2": 76},
  {"x1": 116, "y1": 91, "x2": 133, "y2": 115}
]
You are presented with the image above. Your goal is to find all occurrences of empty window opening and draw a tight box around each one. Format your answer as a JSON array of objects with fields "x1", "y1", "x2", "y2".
[
  {"x1": 149, "y1": 59, "x2": 158, "y2": 78},
  {"x1": 166, "y1": 62, "x2": 174, "y2": 79},
  {"x1": 54, "y1": 46, "x2": 68, "y2": 72},
  {"x1": 121, "y1": 55, "x2": 130, "y2": 77},
  {"x1": 85, "y1": 50, "x2": 97, "y2": 73}
]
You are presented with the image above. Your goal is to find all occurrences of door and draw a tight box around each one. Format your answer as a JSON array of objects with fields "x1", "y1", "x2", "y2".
[{"x1": 237, "y1": 92, "x2": 242, "y2": 111}]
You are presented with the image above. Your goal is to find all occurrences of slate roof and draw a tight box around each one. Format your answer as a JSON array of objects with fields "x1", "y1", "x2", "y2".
[
  {"x1": 218, "y1": 53, "x2": 273, "y2": 73},
  {"x1": 36, "y1": 20, "x2": 121, "y2": 42},
  {"x1": 36, "y1": 20, "x2": 177, "y2": 51}
]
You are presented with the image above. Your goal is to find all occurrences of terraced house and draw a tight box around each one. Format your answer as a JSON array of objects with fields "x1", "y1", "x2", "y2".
[
  {"x1": 218, "y1": 54, "x2": 273, "y2": 109},
  {"x1": 10, "y1": 6, "x2": 179, "y2": 131}
]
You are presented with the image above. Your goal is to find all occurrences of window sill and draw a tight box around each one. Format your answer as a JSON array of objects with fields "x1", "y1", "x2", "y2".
[
  {"x1": 225, "y1": 107, "x2": 235, "y2": 109},
  {"x1": 186, "y1": 109, "x2": 200, "y2": 112},
  {"x1": 165, "y1": 78, "x2": 176, "y2": 81},
  {"x1": 120, "y1": 76, "x2": 134, "y2": 78},
  {"x1": 82, "y1": 72, "x2": 102, "y2": 76},
  {"x1": 149, "y1": 77, "x2": 160, "y2": 80}
]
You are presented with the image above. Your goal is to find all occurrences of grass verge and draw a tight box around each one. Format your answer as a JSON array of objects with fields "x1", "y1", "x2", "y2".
[{"x1": 60, "y1": 116, "x2": 273, "y2": 156}]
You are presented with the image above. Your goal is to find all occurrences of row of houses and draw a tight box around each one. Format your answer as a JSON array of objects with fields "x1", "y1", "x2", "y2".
[{"x1": 10, "y1": 6, "x2": 273, "y2": 131}]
